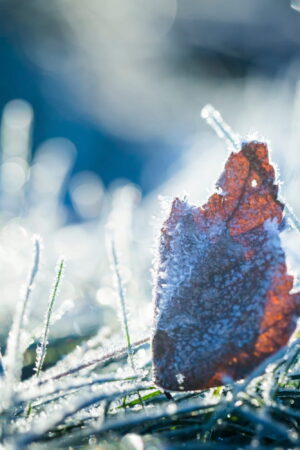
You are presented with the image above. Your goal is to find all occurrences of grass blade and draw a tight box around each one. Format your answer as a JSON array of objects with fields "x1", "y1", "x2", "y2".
[
  {"x1": 35, "y1": 258, "x2": 65, "y2": 377},
  {"x1": 3, "y1": 236, "x2": 41, "y2": 389}
]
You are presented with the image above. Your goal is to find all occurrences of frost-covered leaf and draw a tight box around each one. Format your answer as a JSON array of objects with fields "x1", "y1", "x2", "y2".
[{"x1": 152, "y1": 141, "x2": 300, "y2": 391}]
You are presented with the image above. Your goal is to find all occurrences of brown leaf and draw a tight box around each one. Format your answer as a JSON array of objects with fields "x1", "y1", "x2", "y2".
[{"x1": 152, "y1": 141, "x2": 300, "y2": 391}]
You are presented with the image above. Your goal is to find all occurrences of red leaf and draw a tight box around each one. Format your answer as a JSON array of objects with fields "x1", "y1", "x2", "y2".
[{"x1": 152, "y1": 141, "x2": 300, "y2": 391}]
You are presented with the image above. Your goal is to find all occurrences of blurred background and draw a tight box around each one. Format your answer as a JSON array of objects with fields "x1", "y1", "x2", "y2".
[{"x1": 0, "y1": 0, "x2": 300, "y2": 373}]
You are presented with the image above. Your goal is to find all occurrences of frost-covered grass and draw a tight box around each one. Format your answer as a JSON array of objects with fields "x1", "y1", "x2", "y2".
[
  {"x1": 1, "y1": 98, "x2": 300, "y2": 448},
  {"x1": 2, "y1": 300, "x2": 300, "y2": 449}
]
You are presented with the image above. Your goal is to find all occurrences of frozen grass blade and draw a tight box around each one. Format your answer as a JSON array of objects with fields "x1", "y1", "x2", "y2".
[
  {"x1": 111, "y1": 238, "x2": 145, "y2": 408},
  {"x1": 3, "y1": 236, "x2": 41, "y2": 388},
  {"x1": 201, "y1": 104, "x2": 241, "y2": 151},
  {"x1": 35, "y1": 258, "x2": 65, "y2": 377},
  {"x1": 284, "y1": 203, "x2": 300, "y2": 233},
  {"x1": 26, "y1": 258, "x2": 64, "y2": 417},
  {"x1": 17, "y1": 374, "x2": 141, "y2": 406},
  {"x1": 34, "y1": 336, "x2": 149, "y2": 385},
  {"x1": 111, "y1": 239, "x2": 135, "y2": 372}
]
